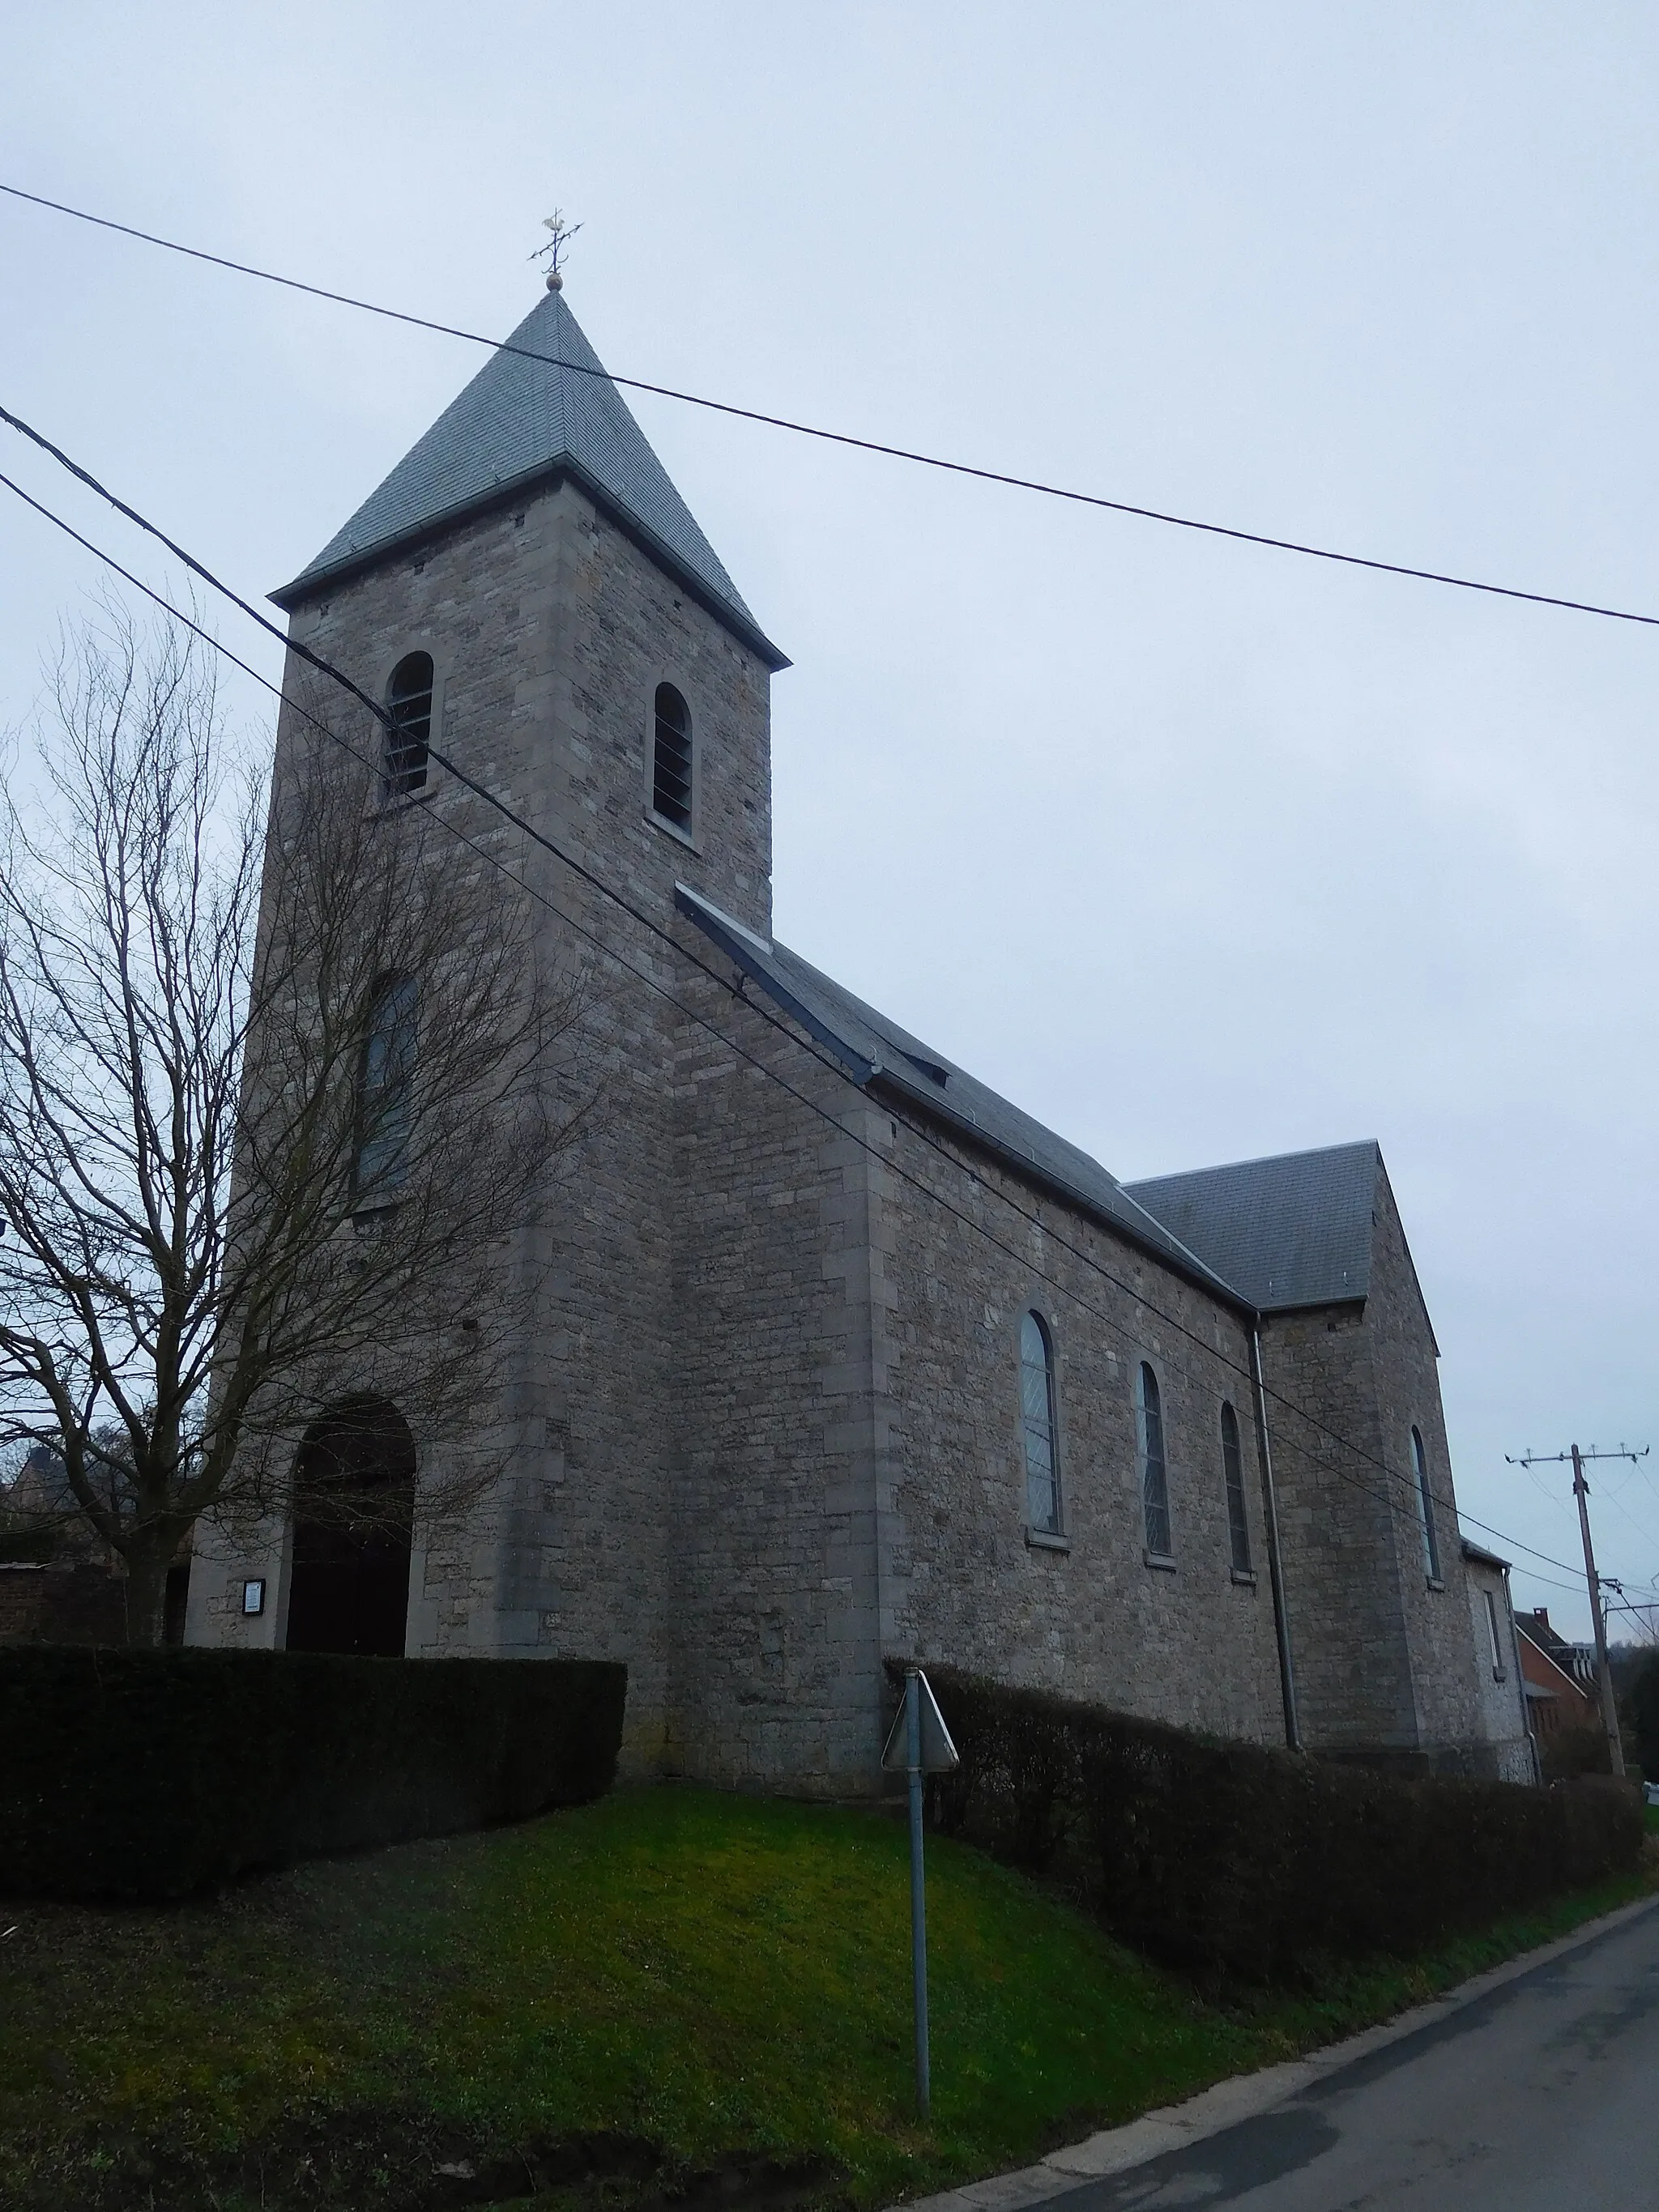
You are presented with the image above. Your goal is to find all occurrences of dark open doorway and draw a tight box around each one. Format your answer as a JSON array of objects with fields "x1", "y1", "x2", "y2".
[{"x1": 284, "y1": 1398, "x2": 416, "y2": 1657}]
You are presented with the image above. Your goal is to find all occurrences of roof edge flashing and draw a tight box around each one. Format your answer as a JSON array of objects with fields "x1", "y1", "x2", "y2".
[
  {"x1": 675, "y1": 887, "x2": 878, "y2": 1086},
  {"x1": 271, "y1": 458, "x2": 791, "y2": 671}
]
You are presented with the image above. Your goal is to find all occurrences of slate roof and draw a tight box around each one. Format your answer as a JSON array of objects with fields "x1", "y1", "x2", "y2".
[
  {"x1": 1461, "y1": 1538, "x2": 1512, "y2": 1573},
  {"x1": 272, "y1": 288, "x2": 787, "y2": 668},
  {"x1": 678, "y1": 891, "x2": 1402, "y2": 1323},
  {"x1": 1124, "y1": 1142, "x2": 1381, "y2": 1314},
  {"x1": 675, "y1": 887, "x2": 1246, "y2": 1306}
]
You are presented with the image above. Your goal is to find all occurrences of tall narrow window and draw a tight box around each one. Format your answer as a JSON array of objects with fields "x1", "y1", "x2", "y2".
[
  {"x1": 1220, "y1": 1401, "x2": 1252, "y2": 1575},
  {"x1": 384, "y1": 653, "x2": 433, "y2": 800},
  {"x1": 1137, "y1": 1362, "x2": 1172, "y2": 1558},
  {"x1": 353, "y1": 974, "x2": 419, "y2": 1202},
  {"x1": 1411, "y1": 1426, "x2": 1441, "y2": 1582},
  {"x1": 1020, "y1": 1311, "x2": 1060, "y2": 1535},
  {"x1": 652, "y1": 683, "x2": 693, "y2": 830},
  {"x1": 1483, "y1": 1588, "x2": 1507, "y2": 1680}
]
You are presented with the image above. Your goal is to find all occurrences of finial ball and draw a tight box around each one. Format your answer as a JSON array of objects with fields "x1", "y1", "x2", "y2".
[{"x1": 545, "y1": 269, "x2": 563, "y2": 292}]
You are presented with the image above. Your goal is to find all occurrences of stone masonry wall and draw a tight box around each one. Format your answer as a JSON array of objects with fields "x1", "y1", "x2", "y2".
[
  {"x1": 665, "y1": 962, "x2": 894, "y2": 1791},
  {"x1": 1363, "y1": 1166, "x2": 1488, "y2": 1764},
  {"x1": 877, "y1": 1112, "x2": 1286, "y2": 1743},
  {"x1": 1257, "y1": 1162, "x2": 1490, "y2": 1767},
  {"x1": 1259, "y1": 1298, "x2": 1418, "y2": 1756},
  {"x1": 189, "y1": 475, "x2": 778, "y2": 1779},
  {"x1": 184, "y1": 450, "x2": 1492, "y2": 1795},
  {"x1": 1463, "y1": 1555, "x2": 1537, "y2": 1784}
]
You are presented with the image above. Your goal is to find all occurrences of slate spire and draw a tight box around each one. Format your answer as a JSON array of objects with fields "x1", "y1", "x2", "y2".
[{"x1": 273, "y1": 287, "x2": 785, "y2": 667}]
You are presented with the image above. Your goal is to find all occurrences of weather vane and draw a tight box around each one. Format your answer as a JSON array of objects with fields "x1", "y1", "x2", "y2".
[{"x1": 532, "y1": 211, "x2": 582, "y2": 292}]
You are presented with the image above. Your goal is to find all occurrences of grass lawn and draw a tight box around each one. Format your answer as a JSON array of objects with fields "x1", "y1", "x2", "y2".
[{"x1": 0, "y1": 1786, "x2": 1648, "y2": 2212}]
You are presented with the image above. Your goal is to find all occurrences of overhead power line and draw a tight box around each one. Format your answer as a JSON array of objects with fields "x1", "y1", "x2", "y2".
[
  {"x1": 0, "y1": 414, "x2": 1606, "y2": 1596},
  {"x1": 5, "y1": 178, "x2": 1659, "y2": 634}
]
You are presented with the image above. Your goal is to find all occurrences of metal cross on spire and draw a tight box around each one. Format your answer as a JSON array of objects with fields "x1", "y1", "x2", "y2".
[{"x1": 532, "y1": 211, "x2": 583, "y2": 292}]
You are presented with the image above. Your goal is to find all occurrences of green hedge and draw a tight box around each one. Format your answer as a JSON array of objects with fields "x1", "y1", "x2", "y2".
[
  {"x1": 0, "y1": 1648, "x2": 627, "y2": 1900},
  {"x1": 905, "y1": 1663, "x2": 1641, "y2": 1981}
]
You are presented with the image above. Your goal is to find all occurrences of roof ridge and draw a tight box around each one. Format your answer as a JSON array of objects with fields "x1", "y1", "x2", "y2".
[
  {"x1": 271, "y1": 289, "x2": 787, "y2": 667},
  {"x1": 1125, "y1": 1137, "x2": 1380, "y2": 1190}
]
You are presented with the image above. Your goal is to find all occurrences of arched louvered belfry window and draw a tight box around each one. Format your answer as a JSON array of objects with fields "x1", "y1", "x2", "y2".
[
  {"x1": 1220, "y1": 1401, "x2": 1252, "y2": 1575},
  {"x1": 1411, "y1": 1426, "x2": 1441, "y2": 1582},
  {"x1": 1020, "y1": 1311, "x2": 1061, "y2": 1535},
  {"x1": 1137, "y1": 1362, "x2": 1172, "y2": 1558},
  {"x1": 384, "y1": 653, "x2": 433, "y2": 800},
  {"x1": 352, "y1": 974, "x2": 419, "y2": 1203},
  {"x1": 651, "y1": 683, "x2": 693, "y2": 831}
]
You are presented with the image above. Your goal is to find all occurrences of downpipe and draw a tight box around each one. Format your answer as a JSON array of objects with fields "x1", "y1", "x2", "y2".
[{"x1": 1251, "y1": 1321, "x2": 1301, "y2": 1752}]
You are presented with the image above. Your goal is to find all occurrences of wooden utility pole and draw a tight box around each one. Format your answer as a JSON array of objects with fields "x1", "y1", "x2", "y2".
[{"x1": 1508, "y1": 1442, "x2": 1648, "y2": 1779}]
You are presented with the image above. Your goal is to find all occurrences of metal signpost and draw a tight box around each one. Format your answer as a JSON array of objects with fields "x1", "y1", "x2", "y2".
[{"x1": 881, "y1": 1668, "x2": 960, "y2": 2120}]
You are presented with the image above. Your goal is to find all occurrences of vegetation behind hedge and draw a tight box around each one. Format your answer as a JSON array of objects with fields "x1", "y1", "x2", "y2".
[
  {"x1": 0, "y1": 1647, "x2": 626, "y2": 1900},
  {"x1": 905, "y1": 1662, "x2": 1641, "y2": 1981}
]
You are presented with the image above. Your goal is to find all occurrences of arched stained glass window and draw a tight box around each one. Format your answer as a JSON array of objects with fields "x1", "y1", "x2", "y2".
[
  {"x1": 353, "y1": 974, "x2": 419, "y2": 1203},
  {"x1": 384, "y1": 653, "x2": 433, "y2": 800},
  {"x1": 1021, "y1": 1311, "x2": 1060, "y2": 1535},
  {"x1": 652, "y1": 683, "x2": 693, "y2": 830},
  {"x1": 1412, "y1": 1426, "x2": 1441, "y2": 1582},
  {"x1": 1221, "y1": 1401, "x2": 1252, "y2": 1575},
  {"x1": 1137, "y1": 1362, "x2": 1172, "y2": 1558}
]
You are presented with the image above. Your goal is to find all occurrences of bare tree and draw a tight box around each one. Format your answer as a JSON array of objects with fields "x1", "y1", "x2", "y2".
[{"x1": 0, "y1": 603, "x2": 588, "y2": 1644}]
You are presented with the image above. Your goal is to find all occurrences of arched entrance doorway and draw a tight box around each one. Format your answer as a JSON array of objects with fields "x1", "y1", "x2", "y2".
[{"x1": 284, "y1": 1397, "x2": 416, "y2": 1656}]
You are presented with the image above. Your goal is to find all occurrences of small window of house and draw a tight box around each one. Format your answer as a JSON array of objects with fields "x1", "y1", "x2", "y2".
[
  {"x1": 1137, "y1": 1362, "x2": 1172, "y2": 1558},
  {"x1": 1221, "y1": 1401, "x2": 1252, "y2": 1575},
  {"x1": 651, "y1": 683, "x2": 693, "y2": 831},
  {"x1": 1483, "y1": 1588, "x2": 1506, "y2": 1680},
  {"x1": 353, "y1": 974, "x2": 419, "y2": 1202},
  {"x1": 1411, "y1": 1426, "x2": 1441, "y2": 1583},
  {"x1": 1021, "y1": 1312, "x2": 1061, "y2": 1535},
  {"x1": 385, "y1": 653, "x2": 433, "y2": 800}
]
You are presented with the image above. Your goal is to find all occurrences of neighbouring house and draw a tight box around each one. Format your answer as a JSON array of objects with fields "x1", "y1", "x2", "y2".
[
  {"x1": 1514, "y1": 1606, "x2": 1606, "y2": 1771},
  {"x1": 0, "y1": 1447, "x2": 190, "y2": 1647},
  {"x1": 187, "y1": 273, "x2": 1528, "y2": 1790}
]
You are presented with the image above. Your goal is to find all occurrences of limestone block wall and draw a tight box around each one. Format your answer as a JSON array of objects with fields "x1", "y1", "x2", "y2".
[
  {"x1": 1259, "y1": 1168, "x2": 1488, "y2": 1769},
  {"x1": 1363, "y1": 1170, "x2": 1487, "y2": 1763},
  {"x1": 876, "y1": 1115, "x2": 1286, "y2": 1745},
  {"x1": 1260, "y1": 1302, "x2": 1418, "y2": 1757},
  {"x1": 1462, "y1": 1555, "x2": 1537, "y2": 1784},
  {"x1": 190, "y1": 475, "x2": 779, "y2": 1783},
  {"x1": 663, "y1": 964, "x2": 894, "y2": 1792}
]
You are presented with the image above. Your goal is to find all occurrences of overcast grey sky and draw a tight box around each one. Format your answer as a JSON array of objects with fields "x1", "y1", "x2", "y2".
[{"x1": 4, "y1": 3, "x2": 1657, "y2": 1640}]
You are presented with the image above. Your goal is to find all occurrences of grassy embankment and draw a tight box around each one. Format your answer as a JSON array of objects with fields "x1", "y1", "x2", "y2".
[{"x1": 1, "y1": 1785, "x2": 1648, "y2": 2212}]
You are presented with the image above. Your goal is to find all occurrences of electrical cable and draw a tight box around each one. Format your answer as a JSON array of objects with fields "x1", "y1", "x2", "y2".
[
  {"x1": 6, "y1": 179, "x2": 1659, "y2": 633},
  {"x1": 0, "y1": 428, "x2": 1600, "y2": 1589},
  {"x1": 0, "y1": 427, "x2": 1608, "y2": 1592}
]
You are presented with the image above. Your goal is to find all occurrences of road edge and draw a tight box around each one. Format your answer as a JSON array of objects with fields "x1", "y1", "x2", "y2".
[{"x1": 902, "y1": 1887, "x2": 1659, "y2": 2212}]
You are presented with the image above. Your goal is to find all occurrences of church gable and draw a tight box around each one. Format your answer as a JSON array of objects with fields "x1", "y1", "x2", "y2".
[{"x1": 1124, "y1": 1142, "x2": 1380, "y2": 1314}]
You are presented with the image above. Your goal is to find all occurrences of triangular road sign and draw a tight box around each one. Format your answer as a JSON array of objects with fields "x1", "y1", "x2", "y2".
[{"x1": 881, "y1": 1669, "x2": 961, "y2": 1773}]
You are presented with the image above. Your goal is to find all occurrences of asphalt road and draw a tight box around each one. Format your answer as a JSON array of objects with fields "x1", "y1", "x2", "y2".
[{"x1": 1038, "y1": 1899, "x2": 1659, "y2": 2210}]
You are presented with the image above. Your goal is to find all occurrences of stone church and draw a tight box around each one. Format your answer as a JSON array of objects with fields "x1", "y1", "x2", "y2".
[{"x1": 187, "y1": 278, "x2": 1534, "y2": 1789}]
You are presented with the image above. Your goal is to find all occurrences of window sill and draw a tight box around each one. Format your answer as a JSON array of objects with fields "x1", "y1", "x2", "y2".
[
  {"x1": 1426, "y1": 1577, "x2": 1446, "y2": 1592},
  {"x1": 1492, "y1": 1668, "x2": 1508, "y2": 1683},
  {"x1": 1230, "y1": 1567, "x2": 1258, "y2": 1587},
  {"x1": 1144, "y1": 1549, "x2": 1177, "y2": 1573},
  {"x1": 646, "y1": 806, "x2": 699, "y2": 852},
  {"x1": 1026, "y1": 1527, "x2": 1070, "y2": 1554},
  {"x1": 372, "y1": 786, "x2": 437, "y2": 820}
]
